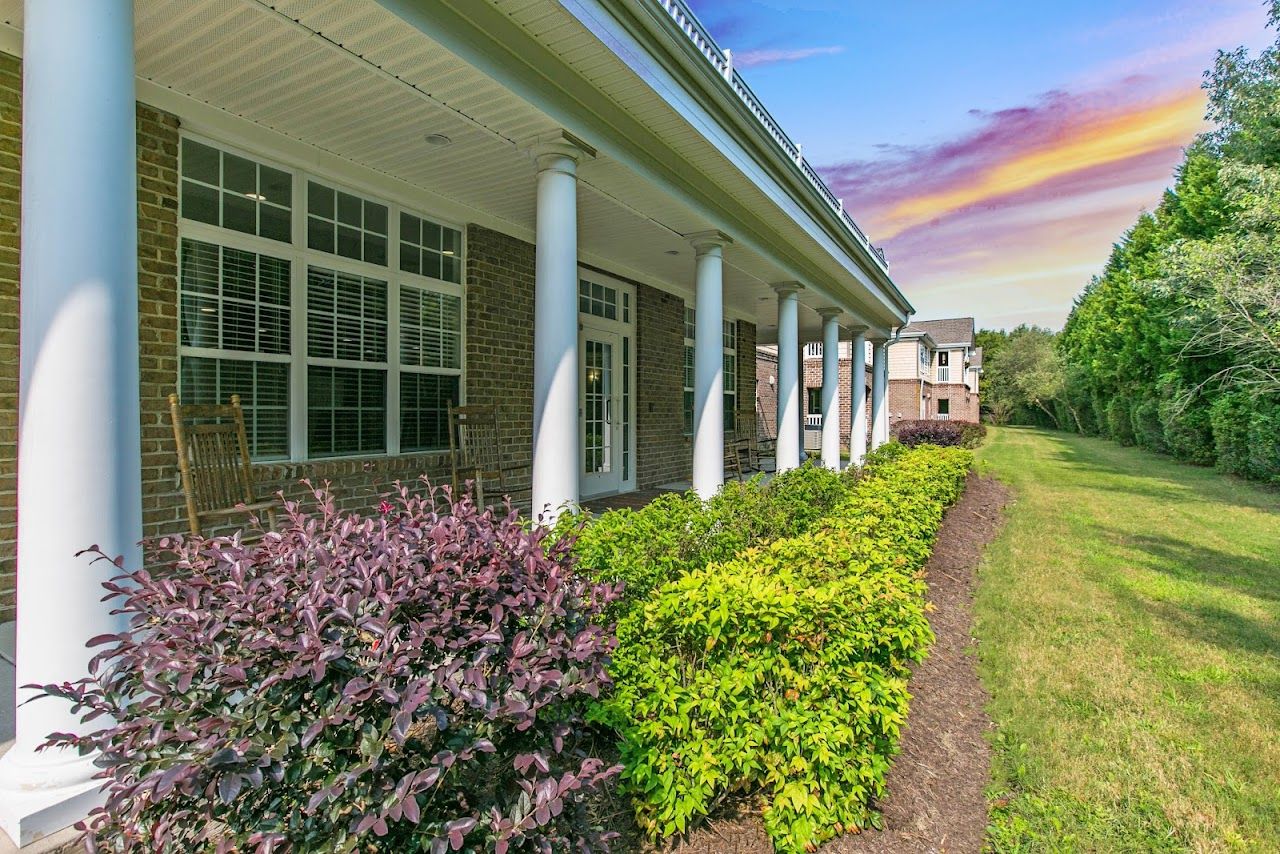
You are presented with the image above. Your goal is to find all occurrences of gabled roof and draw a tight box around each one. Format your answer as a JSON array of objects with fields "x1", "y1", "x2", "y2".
[{"x1": 902, "y1": 317, "x2": 975, "y2": 347}]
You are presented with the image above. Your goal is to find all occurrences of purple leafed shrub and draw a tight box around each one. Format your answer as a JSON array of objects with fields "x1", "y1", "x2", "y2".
[
  {"x1": 893, "y1": 419, "x2": 985, "y2": 449},
  {"x1": 38, "y1": 482, "x2": 621, "y2": 853}
]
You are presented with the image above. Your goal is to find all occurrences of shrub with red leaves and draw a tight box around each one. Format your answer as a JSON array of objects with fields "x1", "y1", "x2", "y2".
[
  {"x1": 37, "y1": 482, "x2": 621, "y2": 853},
  {"x1": 892, "y1": 419, "x2": 985, "y2": 449}
]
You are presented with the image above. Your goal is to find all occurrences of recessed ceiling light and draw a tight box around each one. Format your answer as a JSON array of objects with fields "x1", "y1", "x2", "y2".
[
  {"x1": 424, "y1": 133, "x2": 452, "y2": 146},
  {"x1": 244, "y1": 192, "x2": 267, "y2": 201},
  {"x1": 665, "y1": 249, "x2": 680, "y2": 256}
]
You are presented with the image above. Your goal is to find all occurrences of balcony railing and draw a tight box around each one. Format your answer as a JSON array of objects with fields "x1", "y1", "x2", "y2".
[
  {"x1": 804, "y1": 342, "x2": 823, "y2": 358},
  {"x1": 804, "y1": 413, "x2": 823, "y2": 428},
  {"x1": 655, "y1": 0, "x2": 888, "y2": 270},
  {"x1": 937, "y1": 366, "x2": 951, "y2": 382}
]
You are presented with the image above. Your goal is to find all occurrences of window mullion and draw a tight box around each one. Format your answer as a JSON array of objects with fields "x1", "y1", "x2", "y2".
[
  {"x1": 387, "y1": 208, "x2": 401, "y2": 457},
  {"x1": 289, "y1": 172, "x2": 308, "y2": 462}
]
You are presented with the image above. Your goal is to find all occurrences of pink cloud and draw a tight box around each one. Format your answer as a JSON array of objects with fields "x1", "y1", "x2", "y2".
[{"x1": 820, "y1": 81, "x2": 1206, "y2": 328}]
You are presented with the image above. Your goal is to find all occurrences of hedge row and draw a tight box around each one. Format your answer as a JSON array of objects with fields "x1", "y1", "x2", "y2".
[
  {"x1": 567, "y1": 463, "x2": 852, "y2": 616},
  {"x1": 594, "y1": 445, "x2": 973, "y2": 853},
  {"x1": 892, "y1": 419, "x2": 986, "y2": 449}
]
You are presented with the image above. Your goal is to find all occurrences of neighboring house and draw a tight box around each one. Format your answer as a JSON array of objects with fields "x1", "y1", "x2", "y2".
[
  {"x1": 887, "y1": 317, "x2": 983, "y2": 424},
  {"x1": 0, "y1": 0, "x2": 913, "y2": 844}
]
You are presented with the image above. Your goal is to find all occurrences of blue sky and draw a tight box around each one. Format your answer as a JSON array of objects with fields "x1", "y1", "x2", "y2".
[{"x1": 686, "y1": 0, "x2": 1275, "y2": 329}]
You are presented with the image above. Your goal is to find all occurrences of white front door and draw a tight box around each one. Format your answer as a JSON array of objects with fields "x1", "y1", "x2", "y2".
[{"x1": 580, "y1": 329, "x2": 623, "y2": 497}]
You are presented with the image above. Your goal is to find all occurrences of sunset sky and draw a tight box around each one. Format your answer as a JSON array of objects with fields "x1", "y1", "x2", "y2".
[{"x1": 686, "y1": 0, "x2": 1275, "y2": 329}]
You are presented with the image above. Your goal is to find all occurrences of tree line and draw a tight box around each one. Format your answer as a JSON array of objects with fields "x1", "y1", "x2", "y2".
[{"x1": 980, "y1": 5, "x2": 1280, "y2": 484}]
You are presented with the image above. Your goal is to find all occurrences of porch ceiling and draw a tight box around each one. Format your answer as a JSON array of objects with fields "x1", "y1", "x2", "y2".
[{"x1": 0, "y1": 0, "x2": 886, "y2": 343}]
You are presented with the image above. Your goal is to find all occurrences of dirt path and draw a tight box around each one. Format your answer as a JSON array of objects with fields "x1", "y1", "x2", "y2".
[{"x1": 647, "y1": 473, "x2": 1011, "y2": 854}]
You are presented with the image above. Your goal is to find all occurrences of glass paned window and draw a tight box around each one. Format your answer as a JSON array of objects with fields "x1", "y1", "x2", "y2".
[
  {"x1": 401, "y1": 288, "x2": 462, "y2": 370},
  {"x1": 307, "y1": 366, "x2": 386, "y2": 457},
  {"x1": 180, "y1": 356, "x2": 290, "y2": 460},
  {"x1": 180, "y1": 139, "x2": 292, "y2": 242},
  {"x1": 400, "y1": 373, "x2": 459, "y2": 453},
  {"x1": 808, "y1": 387, "x2": 822, "y2": 414},
  {"x1": 306, "y1": 268, "x2": 388, "y2": 363},
  {"x1": 683, "y1": 307, "x2": 737, "y2": 432},
  {"x1": 724, "y1": 350, "x2": 737, "y2": 431},
  {"x1": 180, "y1": 239, "x2": 291, "y2": 355},
  {"x1": 578, "y1": 280, "x2": 618, "y2": 320},
  {"x1": 307, "y1": 182, "x2": 389, "y2": 265},
  {"x1": 399, "y1": 212, "x2": 462, "y2": 283}
]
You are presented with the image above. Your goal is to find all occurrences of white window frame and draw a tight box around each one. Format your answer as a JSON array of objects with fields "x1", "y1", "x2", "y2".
[
  {"x1": 177, "y1": 131, "x2": 466, "y2": 463},
  {"x1": 682, "y1": 305, "x2": 739, "y2": 435}
]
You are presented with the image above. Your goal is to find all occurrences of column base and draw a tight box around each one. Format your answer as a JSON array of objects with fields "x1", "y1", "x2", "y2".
[{"x1": 0, "y1": 748, "x2": 101, "y2": 847}]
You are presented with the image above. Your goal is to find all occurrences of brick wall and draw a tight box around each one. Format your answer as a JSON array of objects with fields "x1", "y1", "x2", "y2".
[
  {"x1": 755, "y1": 347, "x2": 778, "y2": 440},
  {"x1": 798, "y1": 353, "x2": 872, "y2": 452},
  {"x1": 463, "y1": 224, "x2": 535, "y2": 507},
  {"x1": 636, "y1": 282, "x2": 688, "y2": 488},
  {"x1": 889, "y1": 378, "x2": 923, "y2": 424},
  {"x1": 930, "y1": 383, "x2": 980, "y2": 422},
  {"x1": 0, "y1": 52, "x2": 18, "y2": 621},
  {"x1": 735, "y1": 318, "x2": 756, "y2": 434}
]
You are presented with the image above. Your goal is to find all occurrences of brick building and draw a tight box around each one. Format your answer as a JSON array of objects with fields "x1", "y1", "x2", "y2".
[
  {"x1": 887, "y1": 317, "x2": 983, "y2": 425},
  {"x1": 0, "y1": 1, "x2": 914, "y2": 842}
]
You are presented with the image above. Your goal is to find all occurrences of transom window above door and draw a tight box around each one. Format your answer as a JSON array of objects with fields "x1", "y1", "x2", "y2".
[{"x1": 177, "y1": 135, "x2": 465, "y2": 462}]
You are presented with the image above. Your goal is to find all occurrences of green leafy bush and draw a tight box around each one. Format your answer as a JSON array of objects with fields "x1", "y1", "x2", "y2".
[
  {"x1": 1247, "y1": 399, "x2": 1280, "y2": 483},
  {"x1": 1159, "y1": 395, "x2": 1217, "y2": 465},
  {"x1": 569, "y1": 464, "x2": 851, "y2": 614},
  {"x1": 1210, "y1": 391, "x2": 1253, "y2": 477},
  {"x1": 1106, "y1": 397, "x2": 1137, "y2": 445},
  {"x1": 1131, "y1": 398, "x2": 1168, "y2": 453},
  {"x1": 604, "y1": 446, "x2": 972, "y2": 853}
]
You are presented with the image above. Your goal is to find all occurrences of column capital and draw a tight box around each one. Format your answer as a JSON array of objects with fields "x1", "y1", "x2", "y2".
[
  {"x1": 771, "y1": 280, "x2": 804, "y2": 297},
  {"x1": 817, "y1": 306, "x2": 842, "y2": 321},
  {"x1": 528, "y1": 129, "x2": 596, "y2": 174},
  {"x1": 844, "y1": 323, "x2": 869, "y2": 336},
  {"x1": 687, "y1": 229, "x2": 734, "y2": 257}
]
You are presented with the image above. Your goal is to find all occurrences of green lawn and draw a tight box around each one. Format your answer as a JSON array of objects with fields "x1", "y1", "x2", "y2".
[{"x1": 975, "y1": 426, "x2": 1280, "y2": 852}]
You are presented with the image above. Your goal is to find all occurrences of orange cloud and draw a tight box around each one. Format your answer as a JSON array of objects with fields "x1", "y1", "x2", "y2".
[{"x1": 877, "y1": 89, "x2": 1207, "y2": 238}]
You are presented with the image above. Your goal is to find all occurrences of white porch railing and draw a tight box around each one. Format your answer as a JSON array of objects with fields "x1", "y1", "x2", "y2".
[
  {"x1": 655, "y1": 0, "x2": 888, "y2": 269},
  {"x1": 804, "y1": 413, "x2": 823, "y2": 428},
  {"x1": 803, "y1": 342, "x2": 823, "y2": 358},
  {"x1": 937, "y1": 366, "x2": 951, "y2": 382},
  {"x1": 936, "y1": 413, "x2": 950, "y2": 420}
]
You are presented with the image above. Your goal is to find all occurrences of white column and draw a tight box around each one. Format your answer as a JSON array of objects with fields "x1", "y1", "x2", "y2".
[
  {"x1": 818, "y1": 309, "x2": 841, "y2": 470},
  {"x1": 689, "y1": 231, "x2": 732, "y2": 499},
  {"x1": 870, "y1": 338, "x2": 890, "y2": 449},
  {"x1": 773, "y1": 283, "x2": 803, "y2": 472},
  {"x1": 530, "y1": 131, "x2": 594, "y2": 521},
  {"x1": 848, "y1": 326, "x2": 868, "y2": 467},
  {"x1": 0, "y1": 1, "x2": 139, "y2": 845}
]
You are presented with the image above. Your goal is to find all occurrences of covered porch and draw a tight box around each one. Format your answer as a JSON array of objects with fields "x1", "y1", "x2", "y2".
[{"x1": 0, "y1": 0, "x2": 908, "y2": 844}]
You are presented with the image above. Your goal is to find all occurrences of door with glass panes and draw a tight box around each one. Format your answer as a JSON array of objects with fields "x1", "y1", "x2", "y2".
[{"x1": 578, "y1": 277, "x2": 635, "y2": 498}]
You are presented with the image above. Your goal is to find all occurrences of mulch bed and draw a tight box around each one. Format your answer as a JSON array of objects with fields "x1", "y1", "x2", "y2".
[{"x1": 608, "y1": 473, "x2": 1011, "y2": 854}]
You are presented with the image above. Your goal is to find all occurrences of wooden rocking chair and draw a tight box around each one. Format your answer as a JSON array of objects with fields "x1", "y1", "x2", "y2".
[
  {"x1": 169, "y1": 393, "x2": 278, "y2": 538},
  {"x1": 448, "y1": 404, "x2": 521, "y2": 507}
]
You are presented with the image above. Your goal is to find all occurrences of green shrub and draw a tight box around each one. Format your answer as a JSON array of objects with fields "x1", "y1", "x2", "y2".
[
  {"x1": 1210, "y1": 391, "x2": 1253, "y2": 477},
  {"x1": 569, "y1": 463, "x2": 851, "y2": 614},
  {"x1": 1159, "y1": 396, "x2": 1216, "y2": 465},
  {"x1": 959, "y1": 421, "x2": 989, "y2": 448},
  {"x1": 1131, "y1": 397, "x2": 1167, "y2": 453},
  {"x1": 1106, "y1": 396, "x2": 1136, "y2": 445},
  {"x1": 604, "y1": 446, "x2": 972, "y2": 853},
  {"x1": 1246, "y1": 397, "x2": 1280, "y2": 483}
]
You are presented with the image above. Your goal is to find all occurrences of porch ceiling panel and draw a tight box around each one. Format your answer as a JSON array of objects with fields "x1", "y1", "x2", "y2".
[{"x1": 0, "y1": 0, "x2": 848, "y2": 343}]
